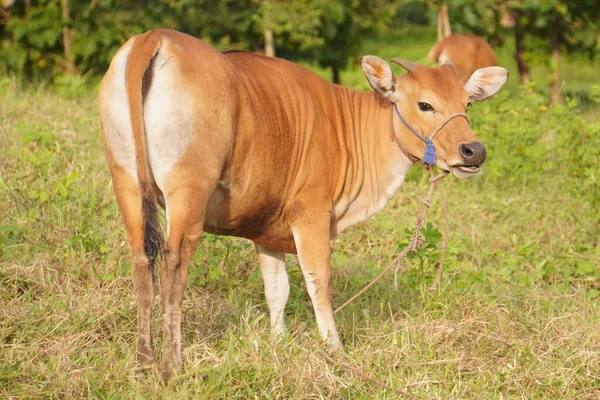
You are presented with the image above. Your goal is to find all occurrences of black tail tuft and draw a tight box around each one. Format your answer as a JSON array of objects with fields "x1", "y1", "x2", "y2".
[{"x1": 141, "y1": 191, "x2": 163, "y2": 262}]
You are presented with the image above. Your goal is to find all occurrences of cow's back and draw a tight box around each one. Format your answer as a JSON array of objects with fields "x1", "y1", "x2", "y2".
[{"x1": 428, "y1": 34, "x2": 497, "y2": 79}]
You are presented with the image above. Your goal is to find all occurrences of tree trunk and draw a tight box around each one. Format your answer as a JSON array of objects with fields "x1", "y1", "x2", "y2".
[
  {"x1": 514, "y1": 13, "x2": 530, "y2": 84},
  {"x1": 332, "y1": 66, "x2": 340, "y2": 85},
  {"x1": 60, "y1": 0, "x2": 76, "y2": 75},
  {"x1": 500, "y1": 7, "x2": 515, "y2": 29},
  {"x1": 549, "y1": 19, "x2": 562, "y2": 105},
  {"x1": 264, "y1": 28, "x2": 275, "y2": 57}
]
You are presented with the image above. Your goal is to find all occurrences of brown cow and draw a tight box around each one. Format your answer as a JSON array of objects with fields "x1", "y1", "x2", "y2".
[
  {"x1": 428, "y1": 34, "x2": 498, "y2": 80},
  {"x1": 98, "y1": 29, "x2": 508, "y2": 380}
]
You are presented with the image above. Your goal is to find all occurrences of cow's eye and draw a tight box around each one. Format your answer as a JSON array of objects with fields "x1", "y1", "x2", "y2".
[{"x1": 418, "y1": 102, "x2": 434, "y2": 112}]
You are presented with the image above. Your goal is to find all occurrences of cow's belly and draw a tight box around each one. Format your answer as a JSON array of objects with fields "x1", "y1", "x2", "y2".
[{"x1": 203, "y1": 184, "x2": 297, "y2": 253}]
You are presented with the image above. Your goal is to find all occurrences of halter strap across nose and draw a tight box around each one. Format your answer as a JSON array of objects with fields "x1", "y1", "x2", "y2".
[{"x1": 392, "y1": 103, "x2": 471, "y2": 165}]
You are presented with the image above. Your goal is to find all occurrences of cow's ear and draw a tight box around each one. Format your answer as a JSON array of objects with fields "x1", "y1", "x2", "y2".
[
  {"x1": 361, "y1": 56, "x2": 398, "y2": 101},
  {"x1": 463, "y1": 66, "x2": 508, "y2": 101}
]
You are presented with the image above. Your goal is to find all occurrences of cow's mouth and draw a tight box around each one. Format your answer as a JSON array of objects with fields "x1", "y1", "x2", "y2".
[{"x1": 451, "y1": 165, "x2": 481, "y2": 179}]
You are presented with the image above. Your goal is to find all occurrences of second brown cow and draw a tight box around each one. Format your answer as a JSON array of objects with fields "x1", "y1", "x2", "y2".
[{"x1": 428, "y1": 34, "x2": 498, "y2": 80}]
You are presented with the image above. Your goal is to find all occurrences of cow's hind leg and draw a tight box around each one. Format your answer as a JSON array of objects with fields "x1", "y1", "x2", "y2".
[
  {"x1": 256, "y1": 245, "x2": 290, "y2": 336},
  {"x1": 159, "y1": 183, "x2": 216, "y2": 382},
  {"x1": 111, "y1": 168, "x2": 157, "y2": 367}
]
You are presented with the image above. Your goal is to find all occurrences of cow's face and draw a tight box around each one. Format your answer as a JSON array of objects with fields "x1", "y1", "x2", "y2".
[{"x1": 361, "y1": 56, "x2": 508, "y2": 178}]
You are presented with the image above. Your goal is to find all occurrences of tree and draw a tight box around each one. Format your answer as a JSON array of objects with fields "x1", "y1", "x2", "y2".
[
  {"x1": 502, "y1": 8, "x2": 531, "y2": 84},
  {"x1": 425, "y1": 0, "x2": 528, "y2": 82},
  {"x1": 507, "y1": 0, "x2": 600, "y2": 104},
  {"x1": 1, "y1": 0, "x2": 172, "y2": 78},
  {"x1": 252, "y1": 0, "x2": 324, "y2": 57},
  {"x1": 1, "y1": 0, "x2": 402, "y2": 84},
  {"x1": 431, "y1": 0, "x2": 600, "y2": 104},
  {"x1": 59, "y1": 0, "x2": 75, "y2": 75},
  {"x1": 300, "y1": 0, "x2": 399, "y2": 84}
]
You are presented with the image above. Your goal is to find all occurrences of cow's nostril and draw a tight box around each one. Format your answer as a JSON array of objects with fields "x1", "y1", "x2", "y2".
[
  {"x1": 459, "y1": 142, "x2": 486, "y2": 165},
  {"x1": 459, "y1": 144, "x2": 474, "y2": 158}
]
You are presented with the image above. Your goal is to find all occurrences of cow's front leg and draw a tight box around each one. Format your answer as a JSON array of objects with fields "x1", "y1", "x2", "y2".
[
  {"x1": 256, "y1": 244, "x2": 290, "y2": 336},
  {"x1": 292, "y1": 214, "x2": 342, "y2": 351}
]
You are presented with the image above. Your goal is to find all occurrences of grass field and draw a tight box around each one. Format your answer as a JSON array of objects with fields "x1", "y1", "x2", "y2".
[{"x1": 1, "y1": 27, "x2": 600, "y2": 399}]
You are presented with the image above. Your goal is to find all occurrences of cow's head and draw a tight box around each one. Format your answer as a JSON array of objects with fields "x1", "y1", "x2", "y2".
[{"x1": 361, "y1": 56, "x2": 508, "y2": 178}]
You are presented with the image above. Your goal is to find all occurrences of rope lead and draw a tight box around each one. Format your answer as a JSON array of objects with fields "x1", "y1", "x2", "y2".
[{"x1": 334, "y1": 167, "x2": 449, "y2": 314}]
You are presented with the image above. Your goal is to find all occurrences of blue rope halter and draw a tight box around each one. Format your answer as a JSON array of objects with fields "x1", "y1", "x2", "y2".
[{"x1": 392, "y1": 103, "x2": 471, "y2": 165}]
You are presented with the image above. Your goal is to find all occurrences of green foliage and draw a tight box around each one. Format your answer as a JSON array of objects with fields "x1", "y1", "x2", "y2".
[
  {"x1": 0, "y1": 224, "x2": 23, "y2": 257},
  {"x1": 515, "y1": 0, "x2": 600, "y2": 56},
  {"x1": 452, "y1": 87, "x2": 599, "y2": 291},
  {"x1": 429, "y1": 0, "x2": 506, "y2": 44},
  {"x1": 0, "y1": 0, "x2": 404, "y2": 83},
  {"x1": 302, "y1": 0, "x2": 400, "y2": 80},
  {"x1": 478, "y1": 88, "x2": 599, "y2": 212},
  {"x1": 434, "y1": 0, "x2": 600, "y2": 58},
  {"x1": 431, "y1": 0, "x2": 600, "y2": 52},
  {"x1": 53, "y1": 74, "x2": 89, "y2": 98},
  {"x1": 590, "y1": 85, "x2": 600, "y2": 105},
  {"x1": 396, "y1": 222, "x2": 444, "y2": 278},
  {"x1": 1, "y1": 0, "x2": 185, "y2": 78},
  {"x1": 1, "y1": 0, "x2": 62, "y2": 77},
  {"x1": 254, "y1": 0, "x2": 325, "y2": 51}
]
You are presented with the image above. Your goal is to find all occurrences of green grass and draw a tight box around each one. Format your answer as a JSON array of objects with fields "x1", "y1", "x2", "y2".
[{"x1": 1, "y1": 30, "x2": 600, "y2": 398}]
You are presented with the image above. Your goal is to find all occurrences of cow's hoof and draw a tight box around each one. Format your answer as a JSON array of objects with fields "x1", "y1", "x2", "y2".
[
  {"x1": 160, "y1": 360, "x2": 180, "y2": 383},
  {"x1": 271, "y1": 321, "x2": 287, "y2": 337},
  {"x1": 326, "y1": 335, "x2": 344, "y2": 354},
  {"x1": 136, "y1": 347, "x2": 155, "y2": 369}
]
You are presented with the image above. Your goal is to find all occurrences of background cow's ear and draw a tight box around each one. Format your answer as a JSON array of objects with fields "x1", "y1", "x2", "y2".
[
  {"x1": 361, "y1": 56, "x2": 397, "y2": 101},
  {"x1": 463, "y1": 66, "x2": 509, "y2": 102}
]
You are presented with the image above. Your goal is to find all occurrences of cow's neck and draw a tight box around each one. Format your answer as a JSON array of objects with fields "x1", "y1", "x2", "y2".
[{"x1": 330, "y1": 88, "x2": 415, "y2": 236}]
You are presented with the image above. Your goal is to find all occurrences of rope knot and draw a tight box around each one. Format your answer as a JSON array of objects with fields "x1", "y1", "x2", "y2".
[
  {"x1": 415, "y1": 236, "x2": 425, "y2": 249},
  {"x1": 429, "y1": 170, "x2": 450, "y2": 183},
  {"x1": 422, "y1": 138, "x2": 436, "y2": 165}
]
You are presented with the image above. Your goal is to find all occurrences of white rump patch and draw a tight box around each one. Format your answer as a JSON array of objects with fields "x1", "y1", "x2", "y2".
[
  {"x1": 144, "y1": 52, "x2": 195, "y2": 192},
  {"x1": 438, "y1": 50, "x2": 450, "y2": 65},
  {"x1": 101, "y1": 41, "x2": 195, "y2": 191},
  {"x1": 101, "y1": 41, "x2": 137, "y2": 180}
]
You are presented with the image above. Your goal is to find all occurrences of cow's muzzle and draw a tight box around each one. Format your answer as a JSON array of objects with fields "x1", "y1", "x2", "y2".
[
  {"x1": 459, "y1": 142, "x2": 486, "y2": 166},
  {"x1": 451, "y1": 142, "x2": 486, "y2": 178}
]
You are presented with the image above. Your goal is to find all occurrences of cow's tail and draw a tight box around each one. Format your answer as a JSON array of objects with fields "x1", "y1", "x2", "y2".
[
  {"x1": 428, "y1": 40, "x2": 445, "y2": 64},
  {"x1": 126, "y1": 31, "x2": 164, "y2": 263}
]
